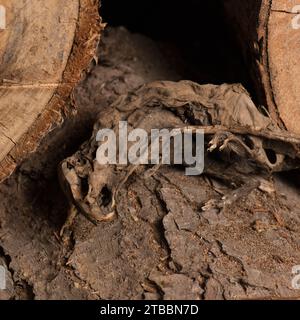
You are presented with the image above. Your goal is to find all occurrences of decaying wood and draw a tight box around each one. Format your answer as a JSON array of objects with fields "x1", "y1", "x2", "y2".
[{"x1": 0, "y1": 0, "x2": 103, "y2": 182}]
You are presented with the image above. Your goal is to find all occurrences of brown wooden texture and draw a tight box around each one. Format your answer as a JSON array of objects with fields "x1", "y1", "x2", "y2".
[
  {"x1": 0, "y1": 0, "x2": 103, "y2": 182},
  {"x1": 225, "y1": 0, "x2": 300, "y2": 133}
]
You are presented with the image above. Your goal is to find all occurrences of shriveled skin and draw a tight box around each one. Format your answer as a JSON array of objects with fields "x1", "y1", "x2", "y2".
[{"x1": 59, "y1": 81, "x2": 300, "y2": 227}]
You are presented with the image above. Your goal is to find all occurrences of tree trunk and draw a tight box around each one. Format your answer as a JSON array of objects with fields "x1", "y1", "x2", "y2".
[
  {"x1": 225, "y1": 0, "x2": 300, "y2": 133},
  {"x1": 0, "y1": 0, "x2": 102, "y2": 182}
]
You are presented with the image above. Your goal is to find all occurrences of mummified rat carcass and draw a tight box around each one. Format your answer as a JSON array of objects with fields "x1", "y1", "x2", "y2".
[{"x1": 58, "y1": 80, "x2": 300, "y2": 232}]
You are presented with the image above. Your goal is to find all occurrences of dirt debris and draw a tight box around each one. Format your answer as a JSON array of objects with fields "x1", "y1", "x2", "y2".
[
  {"x1": 0, "y1": 26, "x2": 300, "y2": 300},
  {"x1": 0, "y1": 26, "x2": 180, "y2": 300}
]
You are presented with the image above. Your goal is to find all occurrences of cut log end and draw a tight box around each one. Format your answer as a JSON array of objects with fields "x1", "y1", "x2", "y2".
[
  {"x1": 225, "y1": 0, "x2": 300, "y2": 134},
  {"x1": 0, "y1": 0, "x2": 103, "y2": 182}
]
